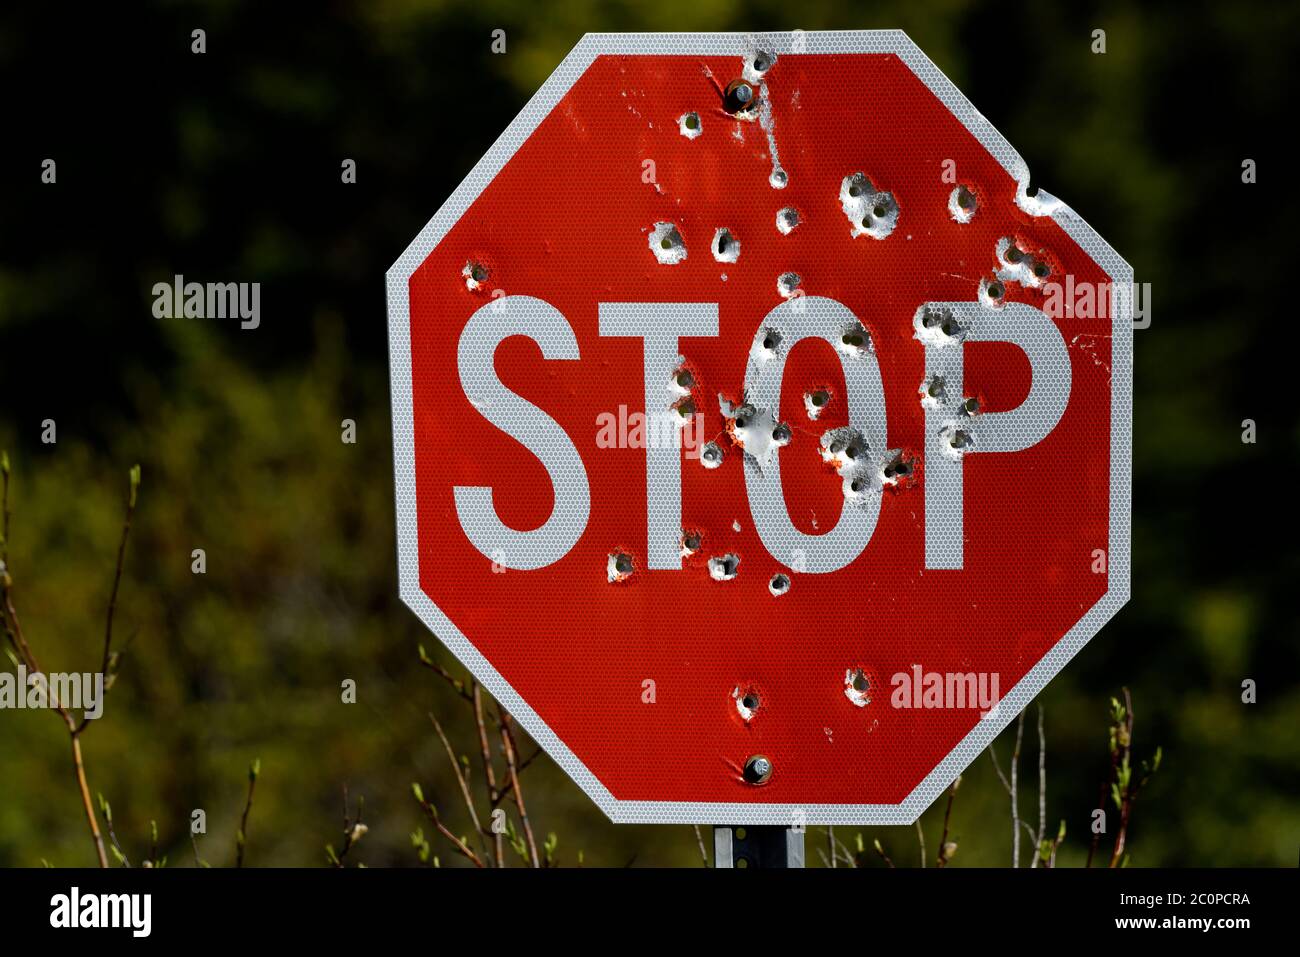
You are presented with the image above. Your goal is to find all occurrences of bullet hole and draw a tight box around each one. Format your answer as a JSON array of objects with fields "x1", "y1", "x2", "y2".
[
  {"x1": 980, "y1": 277, "x2": 1006, "y2": 308},
  {"x1": 920, "y1": 374, "x2": 947, "y2": 409},
  {"x1": 734, "y1": 686, "x2": 761, "y2": 721},
  {"x1": 678, "y1": 111, "x2": 702, "y2": 139},
  {"x1": 940, "y1": 424, "x2": 975, "y2": 457},
  {"x1": 675, "y1": 396, "x2": 697, "y2": 418},
  {"x1": 759, "y1": 327, "x2": 783, "y2": 355},
  {"x1": 771, "y1": 422, "x2": 792, "y2": 446},
  {"x1": 700, "y1": 441, "x2": 725, "y2": 469},
  {"x1": 804, "y1": 387, "x2": 831, "y2": 420},
  {"x1": 880, "y1": 450, "x2": 917, "y2": 487},
  {"x1": 724, "y1": 79, "x2": 757, "y2": 116},
  {"x1": 1003, "y1": 243, "x2": 1025, "y2": 264},
  {"x1": 777, "y1": 272, "x2": 801, "y2": 298},
  {"x1": 844, "y1": 668, "x2": 871, "y2": 707},
  {"x1": 708, "y1": 553, "x2": 741, "y2": 581},
  {"x1": 712, "y1": 227, "x2": 741, "y2": 263},
  {"x1": 913, "y1": 305, "x2": 966, "y2": 348},
  {"x1": 462, "y1": 260, "x2": 489, "y2": 291},
  {"x1": 769, "y1": 573, "x2": 791, "y2": 596},
  {"x1": 606, "y1": 551, "x2": 635, "y2": 583},
  {"x1": 674, "y1": 367, "x2": 695, "y2": 390},
  {"x1": 681, "y1": 529, "x2": 702, "y2": 556},
  {"x1": 769, "y1": 168, "x2": 788, "y2": 189},
  {"x1": 649, "y1": 222, "x2": 687, "y2": 264},
  {"x1": 776, "y1": 207, "x2": 801, "y2": 235},
  {"x1": 840, "y1": 172, "x2": 899, "y2": 239},
  {"x1": 746, "y1": 48, "x2": 776, "y2": 82},
  {"x1": 948, "y1": 185, "x2": 978, "y2": 223},
  {"x1": 1032, "y1": 260, "x2": 1051, "y2": 279},
  {"x1": 743, "y1": 754, "x2": 773, "y2": 785},
  {"x1": 732, "y1": 403, "x2": 756, "y2": 429},
  {"x1": 959, "y1": 397, "x2": 980, "y2": 416}
]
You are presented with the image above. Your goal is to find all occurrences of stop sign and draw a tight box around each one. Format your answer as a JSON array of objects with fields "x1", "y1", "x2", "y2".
[{"x1": 386, "y1": 31, "x2": 1132, "y2": 824}]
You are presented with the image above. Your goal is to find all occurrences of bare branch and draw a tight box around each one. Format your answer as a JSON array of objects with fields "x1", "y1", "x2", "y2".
[{"x1": 429, "y1": 711, "x2": 490, "y2": 864}]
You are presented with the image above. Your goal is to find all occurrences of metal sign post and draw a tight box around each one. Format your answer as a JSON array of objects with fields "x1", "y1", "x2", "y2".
[{"x1": 714, "y1": 826, "x2": 805, "y2": 868}]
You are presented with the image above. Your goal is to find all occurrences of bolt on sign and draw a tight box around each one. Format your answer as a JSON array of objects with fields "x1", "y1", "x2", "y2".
[{"x1": 386, "y1": 31, "x2": 1132, "y2": 824}]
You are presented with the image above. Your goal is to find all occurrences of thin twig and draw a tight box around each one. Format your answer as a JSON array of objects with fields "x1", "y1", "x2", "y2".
[
  {"x1": 915, "y1": 820, "x2": 926, "y2": 868},
  {"x1": 1031, "y1": 705, "x2": 1047, "y2": 868},
  {"x1": 77, "y1": 467, "x2": 137, "y2": 734},
  {"x1": 471, "y1": 683, "x2": 504, "y2": 867},
  {"x1": 1010, "y1": 709, "x2": 1025, "y2": 867},
  {"x1": 692, "y1": 826, "x2": 709, "y2": 866},
  {"x1": 988, "y1": 710, "x2": 1027, "y2": 868},
  {"x1": 872, "y1": 838, "x2": 895, "y2": 868},
  {"x1": 235, "y1": 760, "x2": 259, "y2": 867},
  {"x1": 497, "y1": 707, "x2": 540, "y2": 867},
  {"x1": 936, "y1": 776, "x2": 959, "y2": 867},
  {"x1": 827, "y1": 825, "x2": 836, "y2": 869},
  {"x1": 413, "y1": 787, "x2": 484, "y2": 867},
  {"x1": 429, "y1": 711, "x2": 490, "y2": 864},
  {"x1": 417, "y1": 650, "x2": 473, "y2": 702}
]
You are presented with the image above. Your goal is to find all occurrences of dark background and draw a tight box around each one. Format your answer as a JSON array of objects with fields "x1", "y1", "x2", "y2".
[{"x1": 0, "y1": 0, "x2": 1295, "y2": 867}]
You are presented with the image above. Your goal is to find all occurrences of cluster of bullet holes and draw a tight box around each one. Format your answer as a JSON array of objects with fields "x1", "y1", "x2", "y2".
[
  {"x1": 840, "y1": 172, "x2": 899, "y2": 239},
  {"x1": 708, "y1": 553, "x2": 740, "y2": 581},
  {"x1": 462, "y1": 260, "x2": 489, "y2": 291},
  {"x1": 880, "y1": 451, "x2": 916, "y2": 487},
  {"x1": 820, "y1": 427, "x2": 868, "y2": 469},
  {"x1": 649, "y1": 223, "x2": 687, "y2": 264},
  {"x1": 913, "y1": 305, "x2": 967, "y2": 348},
  {"x1": 804, "y1": 387, "x2": 832, "y2": 420},
  {"x1": 838, "y1": 322, "x2": 871, "y2": 355},
  {"x1": 606, "y1": 551, "x2": 634, "y2": 583},
  {"x1": 776, "y1": 206, "x2": 800, "y2": 235},
  {"x1": 678, "y1": 111, "x2": 702, "y2": 139},
  {"x1": 712, "y1": 227, "x2": 740, "y2": 263},
  {"x1": 733, "y1": 686, "x2": 761, "y2": 721},
  {"x1": 948, "y1": 185, "x2": 978, "y2": 223},
  {"x1": 777, "y1": 272, "x2": 801, "y2": 298},
  {"x1": 844, "y1": 668, "x2": 872, "y2": 707},
  {"x1": 997, "y1": 237, "x2": 1053, "y2": 288}
]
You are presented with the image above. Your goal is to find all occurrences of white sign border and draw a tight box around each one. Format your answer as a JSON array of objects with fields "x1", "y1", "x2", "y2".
[{"x1": 385, "y1": 30, "x2": 1133, "y2": 825}]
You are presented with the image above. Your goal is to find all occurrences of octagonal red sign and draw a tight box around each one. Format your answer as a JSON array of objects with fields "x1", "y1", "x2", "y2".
[{"x1": 386, "y1": 31, "x2": 1132, "y2": 824}]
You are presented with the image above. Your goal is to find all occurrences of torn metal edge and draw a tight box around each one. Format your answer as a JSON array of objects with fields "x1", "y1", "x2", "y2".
[{"x1": 385, "y1": 30, "x2": 1133, "y2": 825}]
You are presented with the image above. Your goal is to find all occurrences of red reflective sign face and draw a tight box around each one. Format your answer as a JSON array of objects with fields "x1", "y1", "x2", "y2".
[{"x1": 388, "y1": 33, "x2": 1132, "y2": 823}]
